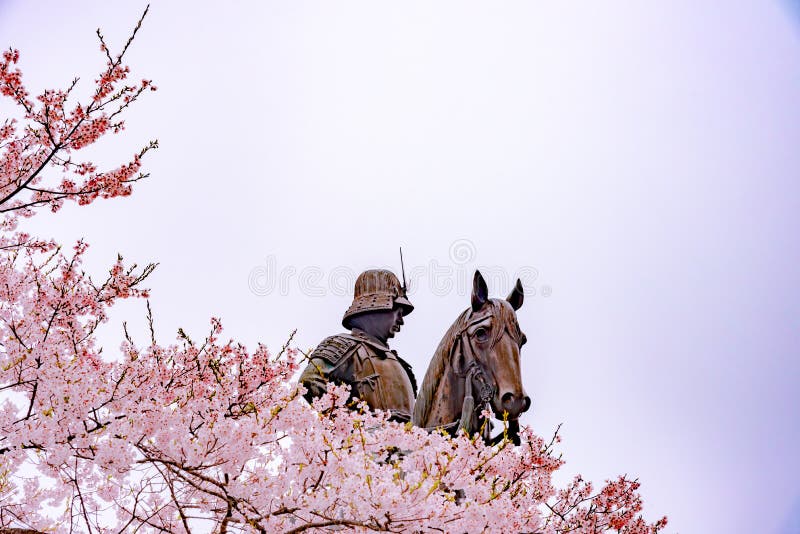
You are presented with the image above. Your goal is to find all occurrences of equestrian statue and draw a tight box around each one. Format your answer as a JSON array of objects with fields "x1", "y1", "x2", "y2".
[{"x1": 300, "y1": 265, "x2": 530, "y2": 445}]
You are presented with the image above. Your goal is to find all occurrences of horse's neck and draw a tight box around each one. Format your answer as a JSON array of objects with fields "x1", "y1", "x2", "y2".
[{"x1": 424, "y1": 360, "x2": 466, "y2": 428}]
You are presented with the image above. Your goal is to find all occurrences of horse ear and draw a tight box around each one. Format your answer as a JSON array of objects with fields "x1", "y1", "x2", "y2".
[
  {"x1": 507, "y1": 278, "x2": 524, "y2": 311},
  {"x1": 472, "y1": 270, "x2": 488, "y2": 312}
]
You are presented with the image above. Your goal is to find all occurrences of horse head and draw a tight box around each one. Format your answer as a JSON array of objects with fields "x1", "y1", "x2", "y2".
[
  {"x1": 413, "y1": 270, "x2": 531, "y2": 441},
  {"x1": 459, "y1": 270, "x2": 531, "y2": 421}
]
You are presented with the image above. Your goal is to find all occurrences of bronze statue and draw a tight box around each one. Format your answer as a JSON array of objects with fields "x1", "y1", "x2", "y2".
[
  {"x1": 299, "y1": 269, "x2": 417, "y2": 423},
  {"x1": 413, "y1": 270, "x2": 530, "y2": 444}
]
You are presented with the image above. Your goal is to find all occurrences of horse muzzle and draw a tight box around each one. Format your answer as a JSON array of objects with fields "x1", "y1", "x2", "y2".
[{"x1": 498, "y1": 391, "x2": 531, "y2": 419}]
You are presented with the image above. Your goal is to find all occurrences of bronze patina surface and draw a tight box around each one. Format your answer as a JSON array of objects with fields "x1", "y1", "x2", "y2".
[
  {"x1": 299, "y1": 269, "x2": 417, "y2": 423},
  {"x1": 413, "y1": 271, "x2": 530, "y2": 444},
  {"x1": 301, "y1": 267, "x2": 531, "y2": 445}
]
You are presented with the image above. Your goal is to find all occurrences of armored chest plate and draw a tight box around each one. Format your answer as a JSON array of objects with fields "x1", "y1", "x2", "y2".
[{"x1": 344, "y1": 343, "x2": 414, "y2": 422}]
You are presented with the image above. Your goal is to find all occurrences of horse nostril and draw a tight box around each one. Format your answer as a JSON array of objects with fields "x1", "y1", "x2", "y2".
[{"x1": 501, "y1": 392, "x2": 531, "y2": 415}]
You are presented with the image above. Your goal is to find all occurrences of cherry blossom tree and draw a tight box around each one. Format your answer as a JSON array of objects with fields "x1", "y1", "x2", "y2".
[{"x1": 0, "y1": 8, "x2": 667, "y2": 533}]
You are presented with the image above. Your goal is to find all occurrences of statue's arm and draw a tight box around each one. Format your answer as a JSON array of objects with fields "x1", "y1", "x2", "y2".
[
  {"x1": 299, "y1": 335, "x2": 360, "y2": 404},
  {"x1": 299, "y1": 357, "x2": 335, "y2": 404}
]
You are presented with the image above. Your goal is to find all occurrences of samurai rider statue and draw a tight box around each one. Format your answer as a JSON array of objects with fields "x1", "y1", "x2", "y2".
[{"x1": 299, "y1": 269, "x2": 417, "y2": 423}]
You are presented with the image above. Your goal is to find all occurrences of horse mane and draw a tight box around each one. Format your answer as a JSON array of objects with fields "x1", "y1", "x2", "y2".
[{"x1": 413, "y1": 308, "x2": 471, "y2": 426}]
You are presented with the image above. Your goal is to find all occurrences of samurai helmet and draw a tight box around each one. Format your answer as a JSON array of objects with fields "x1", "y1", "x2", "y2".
[{"x1": 342, "y1": 269, "x2": 414, "y2": 329}]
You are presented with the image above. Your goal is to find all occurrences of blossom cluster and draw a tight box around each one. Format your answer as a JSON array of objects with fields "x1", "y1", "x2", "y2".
[
  {"x1": 0, "y1": 8, "x2": 157, "y2": 219},
  {"x1": 0, "y1": 302, "x2": 667, "y2": 532}
]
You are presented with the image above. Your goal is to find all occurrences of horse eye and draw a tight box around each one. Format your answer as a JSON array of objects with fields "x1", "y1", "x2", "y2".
[{"x1": 474, "y1": 327, "x2": 489, "y2": 341}]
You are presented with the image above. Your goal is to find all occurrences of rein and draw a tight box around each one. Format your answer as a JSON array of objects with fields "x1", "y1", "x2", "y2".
[{"x1": 455, "y1": 362, "x2": 494, "y2": 440}]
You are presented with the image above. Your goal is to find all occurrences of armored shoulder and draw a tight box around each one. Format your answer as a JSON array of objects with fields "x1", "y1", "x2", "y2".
[{"x1": 309, "y1": 334, "x2": 360, "y2": 366}]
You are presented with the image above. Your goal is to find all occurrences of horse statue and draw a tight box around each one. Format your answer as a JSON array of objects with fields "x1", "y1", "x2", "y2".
[{"x1": 413, "y1": 271, "x2": 531, "y2": 445}]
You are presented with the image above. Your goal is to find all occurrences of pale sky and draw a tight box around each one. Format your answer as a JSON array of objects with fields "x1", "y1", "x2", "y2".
[{"x1": 1, "y1": 2, "x2": 799, "y2": 532}]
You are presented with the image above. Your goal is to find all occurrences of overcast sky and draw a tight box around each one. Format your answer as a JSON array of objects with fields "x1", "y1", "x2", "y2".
[{"x1": 2, "y1": 1, "x2": 799, "y2": 532}]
